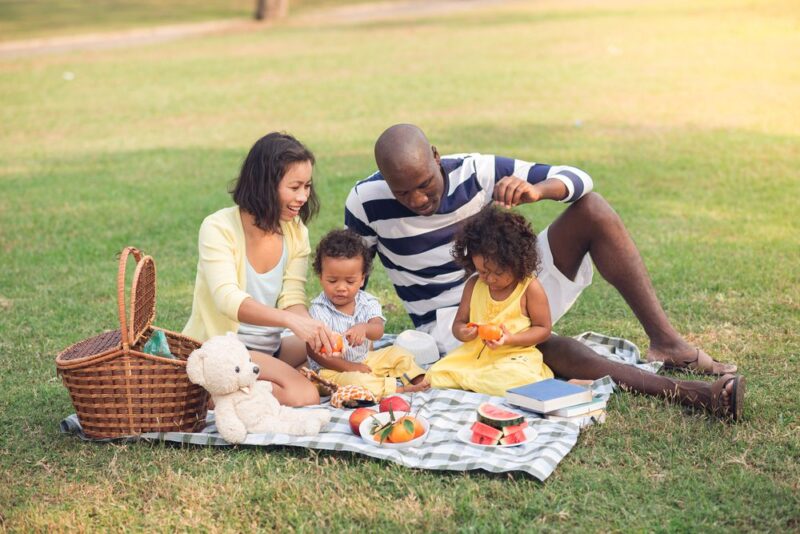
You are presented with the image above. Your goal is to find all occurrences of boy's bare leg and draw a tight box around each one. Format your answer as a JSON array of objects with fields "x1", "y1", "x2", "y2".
[{"x1": 546, "y1": 192, "x2": 736, "y2": 374}]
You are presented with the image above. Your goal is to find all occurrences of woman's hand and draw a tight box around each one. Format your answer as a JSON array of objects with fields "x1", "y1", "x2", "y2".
[{"x1": 287, "y1": 314, "x2": 338, "y2": 354}]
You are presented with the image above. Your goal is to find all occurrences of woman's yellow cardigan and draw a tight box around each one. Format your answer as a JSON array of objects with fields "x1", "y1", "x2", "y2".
[{"x1": 183, "y1": 206, "x2": 310, "y2": 342}]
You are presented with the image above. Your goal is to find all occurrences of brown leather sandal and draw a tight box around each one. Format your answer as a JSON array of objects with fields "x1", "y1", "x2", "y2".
[{"x1": 710, "y1": 374, "x2": 745, "y2": 422}]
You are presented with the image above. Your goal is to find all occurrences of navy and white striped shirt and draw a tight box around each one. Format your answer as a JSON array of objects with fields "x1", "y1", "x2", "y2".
[{"x1": 344, "y1": 153, "x2": 593, "y2": 329}]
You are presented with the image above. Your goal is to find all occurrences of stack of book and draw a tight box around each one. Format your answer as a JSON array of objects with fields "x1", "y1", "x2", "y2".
[{"x1": 505, "y1": 379, "x2": 607, "y2": 429}]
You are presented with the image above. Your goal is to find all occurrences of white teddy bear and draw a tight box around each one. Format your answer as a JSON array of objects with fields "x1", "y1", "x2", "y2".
[{"x1": 186, "y1": 332, "x2": 331, "y2": 444}]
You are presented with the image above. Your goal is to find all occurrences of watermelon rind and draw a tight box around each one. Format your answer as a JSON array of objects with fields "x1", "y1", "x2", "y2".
[
  {"x1": 499, "y1": 428, "x2": 527, "y2": 445},
  {"x1": 477, "y1": 403, "x2": 524, "y2": 428},
  {"x1": 501, "y1": 421, "x2": 528, "y2": 436},
  {"x1": 470, "y1": 421, "x2": 503, "y2": 441}
]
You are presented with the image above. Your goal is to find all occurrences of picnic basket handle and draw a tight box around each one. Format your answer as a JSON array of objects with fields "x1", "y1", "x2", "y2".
[{"x1": 117, "y1": 246, "x2": 142, "y2": 349}]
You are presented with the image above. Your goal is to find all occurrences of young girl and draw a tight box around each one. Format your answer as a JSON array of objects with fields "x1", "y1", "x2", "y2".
[
  {"x1": 306, "y1": 229, "x2": 429, "y2": 398},
  {"x1": 425, "y1": 206, "x2": 554, "y2": 397},
  {"x1": 183, "y1": 132, "x2": 338, "y2": 406}
]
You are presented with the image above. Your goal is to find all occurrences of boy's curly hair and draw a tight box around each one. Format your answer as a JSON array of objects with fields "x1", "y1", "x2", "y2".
[
  {"x1": 313, "y1": 229, "x2": 373, "y2": 276},
  {"x1": 451, "y1": 206, "x2": 540, "y2": 280}
]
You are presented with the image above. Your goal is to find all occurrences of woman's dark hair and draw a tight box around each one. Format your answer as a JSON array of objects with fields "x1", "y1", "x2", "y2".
[
  {"x1": 313, "y1": 229, "x2": 373, "y2": 276},
  {"x1": 230, "y1": 132, "x2": 320, "y2": 232},
  {"x1": 451, "y1": 205, "x2": 540, "y2": 281}
]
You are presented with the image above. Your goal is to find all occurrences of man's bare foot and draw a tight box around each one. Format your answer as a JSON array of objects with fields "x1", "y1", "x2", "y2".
[
  {"x1": 647, "y1": 342, "x2": 737, "y2": 376},
  {"x1": 399, "y1": 382, "x2": 430, "y2": 393}
]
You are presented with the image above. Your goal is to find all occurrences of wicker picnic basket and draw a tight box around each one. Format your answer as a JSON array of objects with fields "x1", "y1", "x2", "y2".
[{"x1": 55, "y1": 247, "x2": 208, "y2": 439}]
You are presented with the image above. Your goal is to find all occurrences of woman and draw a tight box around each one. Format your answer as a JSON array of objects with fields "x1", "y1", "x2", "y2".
[{"x1": 184, "y1": 132, "x2": 338, "y2": 406}]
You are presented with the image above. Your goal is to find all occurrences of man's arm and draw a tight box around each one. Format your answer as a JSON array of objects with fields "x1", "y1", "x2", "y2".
[{"x1": 488, "y1": 155, "x2": 594, "y2": 207}]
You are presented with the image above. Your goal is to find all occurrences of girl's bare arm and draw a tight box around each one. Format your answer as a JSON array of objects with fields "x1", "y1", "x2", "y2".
[{"x1": 452, "y1": 276, "x2": 479, "y2": 342}]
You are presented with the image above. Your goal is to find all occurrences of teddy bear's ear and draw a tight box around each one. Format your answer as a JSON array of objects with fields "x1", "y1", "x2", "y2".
[{"x1": 186, "y1": 348, "x2": 207, "y2": 386}]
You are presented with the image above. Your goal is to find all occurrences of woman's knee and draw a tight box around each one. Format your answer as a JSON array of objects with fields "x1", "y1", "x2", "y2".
[{"x1": 280, "y1": 378, "x2": 320, "y2": 407}]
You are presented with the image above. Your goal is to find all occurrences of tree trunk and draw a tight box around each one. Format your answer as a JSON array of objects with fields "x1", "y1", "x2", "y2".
[{"x1": 255, "y1": 0, "x2": 289, "y2": 20}]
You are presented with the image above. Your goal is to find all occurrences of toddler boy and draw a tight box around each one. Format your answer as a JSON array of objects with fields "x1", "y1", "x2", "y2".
[{"x1": 307, "y1": 229, "x2": 428, "y2": 398}]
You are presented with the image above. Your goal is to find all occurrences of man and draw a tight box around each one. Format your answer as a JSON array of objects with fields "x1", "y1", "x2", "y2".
[{"x1": 345, "y1": 123, "x2": 744, "y2": 420}]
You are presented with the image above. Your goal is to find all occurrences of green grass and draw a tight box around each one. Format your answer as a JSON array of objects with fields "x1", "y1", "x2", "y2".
[{"x1": 1, "y1": 0, "x2": 799, "y2": 530}]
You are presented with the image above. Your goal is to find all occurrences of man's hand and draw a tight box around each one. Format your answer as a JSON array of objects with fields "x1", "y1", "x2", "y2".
[
  {"x1": 493, "y1": 177, "x2": 542, "y2": 208},
  {"x1": 345, "y1": 323, "x2": 369, "y2": 347}
]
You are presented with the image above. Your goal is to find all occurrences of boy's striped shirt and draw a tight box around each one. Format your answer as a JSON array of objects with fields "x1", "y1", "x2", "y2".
[{"x1": 344, "y1": 153, "x2": 593, "y2": 329}]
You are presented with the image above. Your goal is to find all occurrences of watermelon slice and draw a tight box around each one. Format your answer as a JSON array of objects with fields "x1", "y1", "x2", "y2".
[
  {"x1": 470, "y1": 421, "x2": 503, "y2": 441},
  {"x1": 499, "y1": 428, "x2": 527, "y2": 445},
  {"x1": 470, "y1": 433, "x2": 499, "y2": 445},
  {"x1": 477, "y1": 403, "x2": 524, "y2": 428},
  {"x1": 501, "y1": 421, "x2": 528, "y2": 436}
]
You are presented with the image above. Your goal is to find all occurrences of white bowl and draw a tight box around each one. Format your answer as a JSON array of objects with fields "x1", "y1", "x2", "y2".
[{"x1": 359, "y1": 411, "x2": 430, "y2": 449}]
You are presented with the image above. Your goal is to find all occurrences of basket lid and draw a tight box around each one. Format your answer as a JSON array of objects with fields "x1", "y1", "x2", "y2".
[
  {"x1": 117, "y1": 247, "x2": 157, "y2": 349},
  {"x1": 128, "y1": 255, "x2": 156, "y2": 347}
]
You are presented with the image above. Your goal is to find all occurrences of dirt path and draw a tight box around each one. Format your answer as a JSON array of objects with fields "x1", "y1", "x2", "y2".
[{"x1": 0, "y1": 0, "x2": 515, "y2": 59}]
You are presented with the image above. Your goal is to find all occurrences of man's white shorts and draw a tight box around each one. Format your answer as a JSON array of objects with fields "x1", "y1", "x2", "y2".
[{"x1": 419, "y1": 225, "x2": 594, "y2": 353}]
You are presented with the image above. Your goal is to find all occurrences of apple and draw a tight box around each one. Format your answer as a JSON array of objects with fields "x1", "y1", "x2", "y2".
[
  {"x1": 348, "y1": 407, "x2": 377, "y2": 436},
  {"x1": 379, "y1": 395, "x2": 411, "y2": 413}
]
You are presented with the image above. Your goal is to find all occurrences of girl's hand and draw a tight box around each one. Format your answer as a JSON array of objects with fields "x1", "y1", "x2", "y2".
[
  {"x1": 485, "y1": 324, "x2": 512, "y2": 350},
  {"x1": 345, "y1": 324, "x2": 369, "y2": 347},
  {"x1": 288, "y1": 314, "x2": 338, "y2": 354},
  {"x1": 458, "y1": 322, "x2": 479, "y2": 342}
]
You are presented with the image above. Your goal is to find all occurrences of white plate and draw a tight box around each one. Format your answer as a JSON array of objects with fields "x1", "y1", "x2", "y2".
[
  {"x1": 359, "y1": 411, "x2": 430, "y2": 449},
  {"x1": 456, "y1": 424, "x2": 537, "y2": 448}
]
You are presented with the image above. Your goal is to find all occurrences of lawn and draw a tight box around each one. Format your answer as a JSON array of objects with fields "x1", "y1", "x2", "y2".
[
  {"x1": 0, "y1": 0, "x2": 397, "y2": 42},
  {"x1": 1, "y1": 0, "x2": 798, "y2": 530}
]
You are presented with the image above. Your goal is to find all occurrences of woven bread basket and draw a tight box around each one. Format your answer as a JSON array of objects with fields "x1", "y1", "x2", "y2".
[{"x1": 56, "y1": 247, "x2": 208, "y2": 438}]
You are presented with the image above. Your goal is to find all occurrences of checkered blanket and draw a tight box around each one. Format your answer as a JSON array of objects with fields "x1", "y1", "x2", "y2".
[{"x1": 60, "y1": 332, "x2": 653, "y2": 480}]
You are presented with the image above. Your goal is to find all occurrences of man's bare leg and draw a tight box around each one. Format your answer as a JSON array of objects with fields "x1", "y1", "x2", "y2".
[
  {"x1": 539, "y1": 335, "x2": 736, "y2": 414},
  {"x1": 545, "y1": 192, "x2": 736, "y2": 374}
]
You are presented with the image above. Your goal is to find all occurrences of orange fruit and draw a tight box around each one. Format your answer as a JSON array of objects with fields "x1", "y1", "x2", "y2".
[
  {"x1": 405, "y1": 416, "x2": 426, "y2": 438},
  {"x1": 388, "y1": 416, "x2": 420, "y2": 443},
  {"x1": 319, "y1": 333, "x2": 344, "y2": 354},
  {"x1": 478, "y1": 324, "x2": 502, "y2": 341}
]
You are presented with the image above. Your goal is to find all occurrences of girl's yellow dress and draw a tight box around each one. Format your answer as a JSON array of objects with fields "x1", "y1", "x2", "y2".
[{"x1": 426, "y1": 276, "x2": 554, "y2": 397}]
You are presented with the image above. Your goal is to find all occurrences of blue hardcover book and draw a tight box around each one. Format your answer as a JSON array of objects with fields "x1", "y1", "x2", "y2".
[{"x1": 505, "y1": 379, "x2": 593, "y2": 414}]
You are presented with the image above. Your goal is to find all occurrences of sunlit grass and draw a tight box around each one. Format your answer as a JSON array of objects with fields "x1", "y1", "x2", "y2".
[{"x1": 0, "y1": 0, "x2": 798, "y2": 530}]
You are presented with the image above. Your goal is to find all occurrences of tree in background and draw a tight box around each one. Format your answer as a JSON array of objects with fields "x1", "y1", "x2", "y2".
[{"x1": 255, "y1": 0, "x2": 289, "y2": 20}]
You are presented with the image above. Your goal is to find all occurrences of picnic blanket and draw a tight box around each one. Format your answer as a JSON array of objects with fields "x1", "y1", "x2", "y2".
[{"x1": 59, "y1": 332, "x2": 653, "y2": 481}]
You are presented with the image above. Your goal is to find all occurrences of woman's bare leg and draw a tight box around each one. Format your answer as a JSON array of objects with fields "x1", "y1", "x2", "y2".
[
  {"x1": 249, "y1": 350, "x2": 320, "y2": 406},
  {"x1": 275, "y1": 335, "x2": 310, "y2": 369}
]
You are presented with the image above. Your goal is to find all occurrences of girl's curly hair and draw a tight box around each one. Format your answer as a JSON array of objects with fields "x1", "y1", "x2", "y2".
[
  {"x1": 313, "y1": 229, "x2": 373, "y2": 276},
  {"x1": 451, "y1": 206, "x2": 540, "y2": 281}
]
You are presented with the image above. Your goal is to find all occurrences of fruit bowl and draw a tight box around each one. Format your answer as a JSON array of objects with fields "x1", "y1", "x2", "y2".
[{"x1": 359, "y1": 411, "x2": 430, "y2": 449}]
